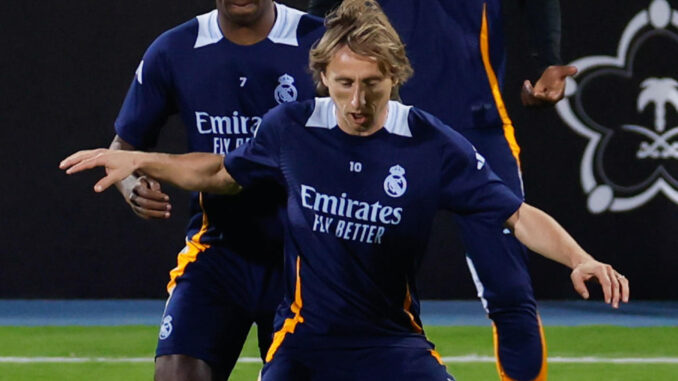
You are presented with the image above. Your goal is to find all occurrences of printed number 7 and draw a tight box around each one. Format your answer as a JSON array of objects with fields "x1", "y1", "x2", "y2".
[{"x1": 240, "y1": 77, "x2": 247, "y2": 87}]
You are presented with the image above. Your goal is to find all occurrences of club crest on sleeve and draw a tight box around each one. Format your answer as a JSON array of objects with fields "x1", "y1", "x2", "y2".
[
  {"x1": 384, "y1": 165, "x2": 407, "y2": 198},
  {"x1": 274, "y1": 73, "x2": 298, "y2": 104},
  {"x1": 159, "y1": 315, "x2": 173, "y2": 340}
]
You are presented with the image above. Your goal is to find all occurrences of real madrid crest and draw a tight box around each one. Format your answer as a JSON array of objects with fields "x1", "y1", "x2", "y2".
[
  {"x1": 159, "y1": 315, "x2": 173, "y2": 340},
  {"x1": 384, "y1": 165, "x2": 407, "y2": 198},
  {"x1": 274, "y1": 73, "x2": 298, "y2": 104}
]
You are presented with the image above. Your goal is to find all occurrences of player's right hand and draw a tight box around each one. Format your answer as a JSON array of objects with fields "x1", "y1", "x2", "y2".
[
  {"x1": 60, "y1": 148, "x2": 143, "y2": 194},
  {"x1": 122, "y1": 175, "x2": 172, "y2": 220}
]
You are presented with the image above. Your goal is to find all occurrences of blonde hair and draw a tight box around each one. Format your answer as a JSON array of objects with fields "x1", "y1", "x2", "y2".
[{"x1": 309, "y1": 0, "x2": 413, "y2": 98}]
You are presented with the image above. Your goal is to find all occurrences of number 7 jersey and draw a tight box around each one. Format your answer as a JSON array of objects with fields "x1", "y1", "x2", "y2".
[{"x1": 115, "y1": 3, "x2": 324, "y2": 253}]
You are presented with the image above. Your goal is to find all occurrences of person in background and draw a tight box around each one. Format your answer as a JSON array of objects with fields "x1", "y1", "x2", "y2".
[{"x1": 109, "y1": 1, "x2": 323, "y2": 379}]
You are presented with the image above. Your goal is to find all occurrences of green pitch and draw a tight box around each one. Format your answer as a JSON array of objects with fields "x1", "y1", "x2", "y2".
[{"x1": 0, "y1": 326, "x2": 676, "y2": 380}]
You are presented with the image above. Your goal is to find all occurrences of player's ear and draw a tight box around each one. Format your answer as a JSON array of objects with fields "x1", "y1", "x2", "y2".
[
  {"x1": 321, "y1": 71, "x2": 329, "y2": 88},
  {"x1": 390, "y1": 77, "x2": 402, "y2": 101},
  {"x1": 390, "y1": 85, "x2": 402, "y2": 101}
]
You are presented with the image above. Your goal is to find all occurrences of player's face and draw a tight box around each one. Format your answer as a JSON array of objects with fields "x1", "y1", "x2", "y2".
[
  {"x1": 216, "y1": 0, "x2": 270, "y2": 25},
  {"x1": 322, "y1": 45, "x2": 394, "y2": 136}
]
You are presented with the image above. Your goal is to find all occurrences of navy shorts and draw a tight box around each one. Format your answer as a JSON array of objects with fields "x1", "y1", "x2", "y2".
[
  {"x1": 155, "y1": 240, "x2": 283, "y2": 376},
  {"x1": 262, "y1": 345, "x2": 455, "y2": 381}
]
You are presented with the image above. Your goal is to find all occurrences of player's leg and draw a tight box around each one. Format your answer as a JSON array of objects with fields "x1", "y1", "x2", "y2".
[
  {"x1": 155, "y1": 243, "x2": 254, "y2": 380},
  {"x1": 253, "y1": 261, "x2": 285, "y2": 359},
  {"x1": 457, "y1": 126, "x2": 546, "y2": 381},
  {"x1": 154, "y1": 355, "x2": 214, "y2": 381},
  {"x1": 255, "y1": 316, "x2": 275, "y2": 360},
  {"x1": 461, "y1": 226, "x2": 545, "y2": 381}
]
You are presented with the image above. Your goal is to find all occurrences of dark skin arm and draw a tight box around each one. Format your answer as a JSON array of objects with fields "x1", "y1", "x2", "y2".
[
  {"x1": 109, "y1": 135, "x2": 172, "y2": 219},
  {"x1": 520, "y1": 64, "x2": 577, "y2": 106},
  {"x1": 309, "y1": 0, "x2": 577, "y2": 105},
  {"x1": 519, "y1": 0, "x2": 578, "y2": 106}
]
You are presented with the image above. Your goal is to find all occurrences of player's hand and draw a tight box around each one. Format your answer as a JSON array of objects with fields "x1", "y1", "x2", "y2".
[
  {"x1": 570, "y1": 258, "x2": 630, "y2": 309},
  {"x1": 121, "y1": 175, "x2": 172, "y2": 220},
  {"x1": 521, "y1": 65, "x2": 578, "y2": 106},
  {"x1": 60, "y1": 148, "x2": 143, "y2": 193}
]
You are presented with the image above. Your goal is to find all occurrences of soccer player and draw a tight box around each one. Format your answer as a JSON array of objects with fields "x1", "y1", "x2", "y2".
[
  {"x1": 62, "y1": 1, "x2": 629, "y2": 380},
  {"x1": 307, "y1": 0, "x2": 577, "y2": 379},
  {"x1": 109, "y1": 0, "x2": 323, "y2": 379}
]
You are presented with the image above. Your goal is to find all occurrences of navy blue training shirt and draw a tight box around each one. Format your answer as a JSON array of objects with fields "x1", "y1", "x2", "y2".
[
  {"x1": 115, "y1": 4, "x2": 324, "y2": 257},
  {"x1": 225, "y1": 98, "x2": 523, "y2": 351}
]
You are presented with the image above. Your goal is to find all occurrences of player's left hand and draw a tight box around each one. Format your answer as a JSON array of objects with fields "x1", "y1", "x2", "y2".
[
  {"x1": 60, "y1": 148, "x2": 142, "y2": 193},
  {"x1": 521, "y1": 65, "x2": 578, "y2": 106},
  {"x1": 570, "y1": 258, "x2": 630, "y2": 309}
]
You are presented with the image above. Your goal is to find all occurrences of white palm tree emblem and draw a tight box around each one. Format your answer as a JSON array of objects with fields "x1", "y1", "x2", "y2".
[
  {"x1": 623, "y1": 77, "x2": 678, "y2": 159},
  {"x1": 637, "y1": 77, "x2": 678, "y2": 132}
]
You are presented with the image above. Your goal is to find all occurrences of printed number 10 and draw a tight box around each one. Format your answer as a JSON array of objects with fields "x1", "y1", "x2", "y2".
[{"x1": 349, "y1": 161, "x2": 362, "y2": 172}]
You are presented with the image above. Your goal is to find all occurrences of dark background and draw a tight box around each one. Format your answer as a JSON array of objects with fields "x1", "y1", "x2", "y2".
[{"x1": 1, "y1": 1, "x2": 675, "y2": 300}]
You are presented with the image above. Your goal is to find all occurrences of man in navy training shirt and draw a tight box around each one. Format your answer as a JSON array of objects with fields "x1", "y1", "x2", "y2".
[
  {"x1": 62, "y1": 1, "x2": 628, "y2": 380},
  {"x1": 108, "y1": 0, "x2": 323, "y2": 379}
]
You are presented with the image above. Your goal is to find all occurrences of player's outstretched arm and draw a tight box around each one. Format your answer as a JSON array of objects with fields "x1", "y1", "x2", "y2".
[
  {"x1": 506, "y1": 203, "x2": 630, "y2": 308},
  {"x1": 60, "y1": 149, "x2": 241, "y2": 195},
  {"x1": 109, "y1": 135, "x2": 172, "y2": 219}
]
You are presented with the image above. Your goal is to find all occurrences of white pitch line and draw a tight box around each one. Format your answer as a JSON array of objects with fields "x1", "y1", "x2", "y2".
[
  {"x1": 440, "y1": 355, "x2": 678, "y2": 364},
  {"x1": 0, "y1": 357, "x2": 151, "y2": 363},
  {"x1": 1, "y1": 356, "x2": 678, "y2": 364}
]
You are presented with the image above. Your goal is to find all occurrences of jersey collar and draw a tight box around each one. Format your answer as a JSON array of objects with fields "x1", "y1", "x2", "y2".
[
  {"x1": 306, "y1": 98, "x2": 413, "y2": 138},
  {"x1": 194, "y1": 3, "x2": 303, "y2": 49}
]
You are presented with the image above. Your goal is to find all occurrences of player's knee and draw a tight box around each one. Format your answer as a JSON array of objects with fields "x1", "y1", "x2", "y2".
[{"x1": 155, "y1": 354, "x2": 214, "y2": 381}]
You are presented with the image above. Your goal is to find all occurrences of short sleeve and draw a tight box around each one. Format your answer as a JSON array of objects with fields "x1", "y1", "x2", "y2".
[
  {"x1": 114, "y1": 36, "x2": 176, "y2": 149},
  {"x1": 224, "y1": 105, "x2": 285, "y2": 188},
  {"x1": 439, "y1": 132, "x2": 522, "y2": 226}
]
